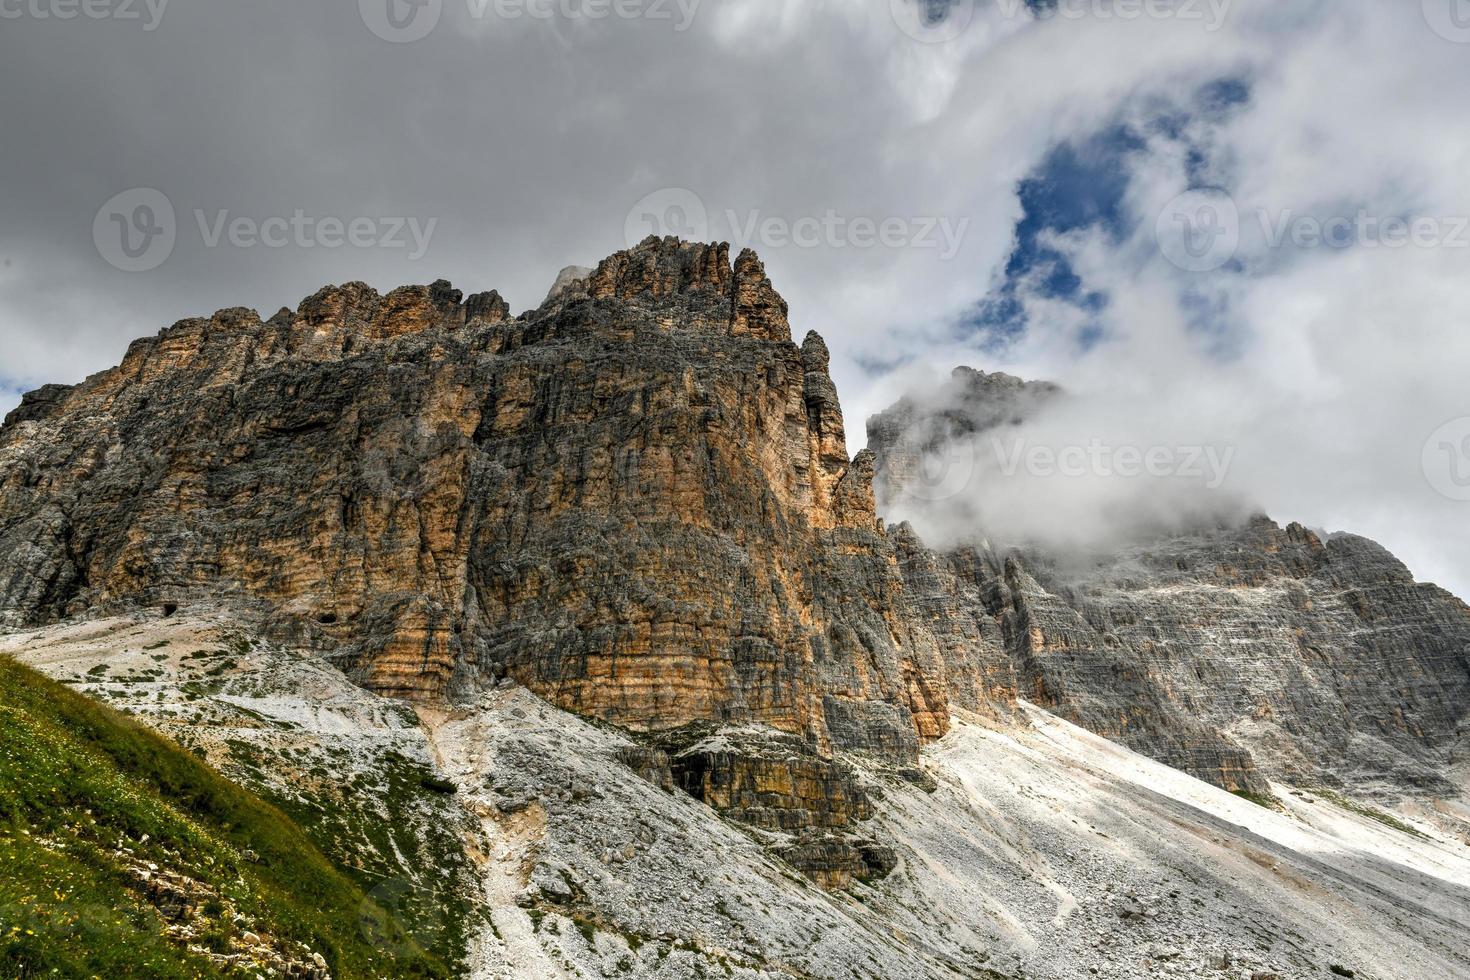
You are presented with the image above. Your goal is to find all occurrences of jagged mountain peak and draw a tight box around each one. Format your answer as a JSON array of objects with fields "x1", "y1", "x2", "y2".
[{"x1": 0, "y1": 240, "x2": 941, "y2": 770}]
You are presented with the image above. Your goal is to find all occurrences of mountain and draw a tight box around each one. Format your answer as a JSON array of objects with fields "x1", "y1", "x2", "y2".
[
  {"x1": 0, "y1": 238, "x2": 947, "y2": 758},
  {"x1": 1, "y1": 236, "x2": 1467, "y2": 978},
  {"x1": 870, "y1": 365, "x2": 1470, "y2": 800}
]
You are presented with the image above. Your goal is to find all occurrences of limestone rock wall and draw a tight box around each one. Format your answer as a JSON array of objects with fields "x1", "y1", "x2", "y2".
[
  {"x1": 0, "y1": 237, "x2": 946, "y2": 761},
  {"x1": 4, "y1": 235, "x2": 1465, "y2": 802}
]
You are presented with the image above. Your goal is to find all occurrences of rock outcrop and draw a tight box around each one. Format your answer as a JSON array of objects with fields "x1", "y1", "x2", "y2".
[
  {"x1": 615, "y1": 725, "x2": 896, "y2": 888},
  {"x1": 0, "y1": 237, "x2": 947, "y2": 764}
]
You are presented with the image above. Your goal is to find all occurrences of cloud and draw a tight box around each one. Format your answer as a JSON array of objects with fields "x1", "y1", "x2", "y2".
[
  {"x1": 0, "y1": 0, "x2": 1465, "y2": 595},
  {"x1": 875, "y1": 2, "x2": 1470, "y2": 597}
]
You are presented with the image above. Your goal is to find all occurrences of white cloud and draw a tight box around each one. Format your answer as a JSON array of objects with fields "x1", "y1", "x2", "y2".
[{"x1": 880, "y1": 1, "x2": 1470, "y2": 597}]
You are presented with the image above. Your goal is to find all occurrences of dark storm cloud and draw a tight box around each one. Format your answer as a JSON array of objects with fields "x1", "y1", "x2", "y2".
[{"x1": 0, "y1": 0, "x2": 949, "y2": 398}]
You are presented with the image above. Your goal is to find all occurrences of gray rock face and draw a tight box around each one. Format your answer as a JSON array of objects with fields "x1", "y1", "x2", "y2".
[
  {"x1": 1008, "y1": 518, "x2": 1470, "y2": 794},
  {"x1": 542, "y1": 264, "x2": 594, "y2": 305},
  {"x1": 870, "y1": 370, "x2": 1470, "y2": 797}
]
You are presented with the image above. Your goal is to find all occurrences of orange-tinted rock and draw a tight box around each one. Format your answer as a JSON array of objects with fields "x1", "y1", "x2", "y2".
[{"x1": 0, "y1": 237, "x2": 947, "y2": 761}]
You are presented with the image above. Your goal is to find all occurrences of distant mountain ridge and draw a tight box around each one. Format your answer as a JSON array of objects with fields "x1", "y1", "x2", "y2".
[{"x1": 870, "y1": 362, "x2": 1470, "y2": 797}]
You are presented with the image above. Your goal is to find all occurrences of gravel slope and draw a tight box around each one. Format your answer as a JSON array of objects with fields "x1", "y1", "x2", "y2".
[{"x1": 4, "y1": 612, "x2": 1468, "y2": 980}]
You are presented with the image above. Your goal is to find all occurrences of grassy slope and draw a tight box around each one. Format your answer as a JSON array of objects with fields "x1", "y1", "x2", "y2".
[{"x1": 0, "y1": 655, "x2": 450, "y2": 979}]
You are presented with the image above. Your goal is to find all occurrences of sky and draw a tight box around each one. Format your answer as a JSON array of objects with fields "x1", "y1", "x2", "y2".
[{"x1": 1, "y1": 0, "x2": 1469, "y2": 596}]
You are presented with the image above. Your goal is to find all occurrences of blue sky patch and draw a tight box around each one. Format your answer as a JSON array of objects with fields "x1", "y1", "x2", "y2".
[{"x1": 963, "y1": 76, "x2": 1253, "y2": 356}]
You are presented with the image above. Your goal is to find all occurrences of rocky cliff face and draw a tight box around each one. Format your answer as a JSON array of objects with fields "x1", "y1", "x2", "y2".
[
  {"x1": 0, "y1": 237, "x2": 947, "y2": 763},
  {"x1": 3, "y1": 240, "x2": 1468, "y2": 975},
  {"x1": 3, "y1": 237, "x2": 1465, "y2": 806},
  {"x1": 870, "y1": 370, "x2": 1470, "y2": 797}
]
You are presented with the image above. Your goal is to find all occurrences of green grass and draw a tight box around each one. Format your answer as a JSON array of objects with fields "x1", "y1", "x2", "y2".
[
  {"x1": 1310, "y1": 788, "x2": 1428, "y2": 840},
  {"x1": 1229, "y1": 788, "x2": 1283, "y2": 811},
  {"x1": 0, "y1": 655, "x2": 451, "y2": 978},
  {"x1": 231, "y1": 741, "x2": 481, "y2": 971}
]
